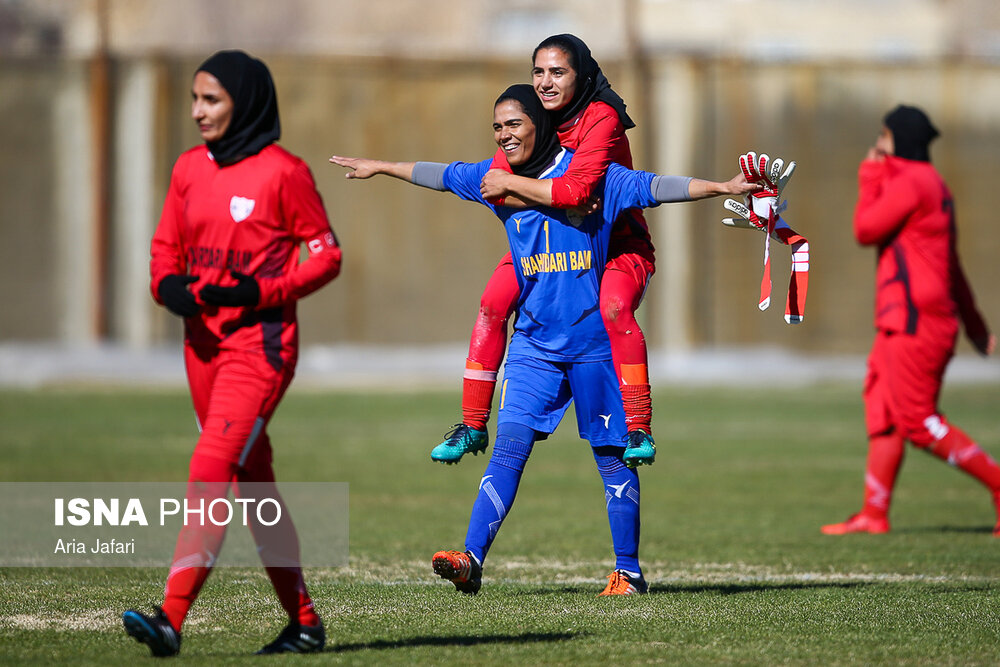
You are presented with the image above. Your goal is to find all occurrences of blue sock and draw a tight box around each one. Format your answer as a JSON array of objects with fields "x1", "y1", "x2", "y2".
[
  {"x1": 593, "y1": 446, "x2": 641, "y2": 576},
  {"x1": 464, "y1": 423, "x2": 535, "y2": 564}
]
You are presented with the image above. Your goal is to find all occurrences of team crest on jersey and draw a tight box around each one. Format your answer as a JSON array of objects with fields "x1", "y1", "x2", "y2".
[{"x1": 229, "y1": 196, "x2": 255, "y2": 223}]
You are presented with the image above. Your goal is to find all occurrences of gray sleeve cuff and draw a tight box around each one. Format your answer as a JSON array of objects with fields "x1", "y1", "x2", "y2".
[
  {"x1": 412, "y1": 162, "x2": 448, "y2": 191},
  {"x1": 651, "y1": 175, "x2": 694, "y2": 202}
]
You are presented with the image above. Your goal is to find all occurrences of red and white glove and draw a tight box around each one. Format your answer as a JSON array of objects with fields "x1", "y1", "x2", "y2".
[
  {"x1": 720, "y1": 152, "x2": 808, "y2": 324},
  {"x1": 722, "y1": 152, "x2": 795, "y2": 231}
]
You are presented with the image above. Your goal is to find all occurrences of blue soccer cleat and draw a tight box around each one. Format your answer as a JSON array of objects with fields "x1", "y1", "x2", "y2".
[
  {"x1": 123, "y1": 606, "x2": 181, "y2": 657},
  {"x1": 622, "y1": 430, "x2": 656, "y2": 468},
  {"x1": 431, "y1": 424, "x2": 488, "y2": 464}
]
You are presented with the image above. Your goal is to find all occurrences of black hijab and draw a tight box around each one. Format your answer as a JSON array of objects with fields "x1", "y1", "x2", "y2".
[
  {"x1": 533, "y1": 34, "x2": 635, "y2": 130},
  {"x1": 196, "y1": 50, "x2": 281, "y2": 167},
  {"x1": 883, "y1": 105, "x2": 938, "y2": 162},
  {"x1": 495, "y1": 84, "x2": 562, "y2": 179}
]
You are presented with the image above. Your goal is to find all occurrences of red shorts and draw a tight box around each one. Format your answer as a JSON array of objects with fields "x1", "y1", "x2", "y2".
[
  {"x1": 184, "y1": 345, "x2": 295, "y2": 468},
  {"x1": 605, "y1": 239, "x2": 655, "y2": 297},
  {"x1": 863, "y1": 316, "x2": 958, "y2": 446}
]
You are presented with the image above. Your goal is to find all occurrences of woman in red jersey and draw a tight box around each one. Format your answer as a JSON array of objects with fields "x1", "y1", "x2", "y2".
[
  {"x1": 432, "y1": 34, "x2": 658, "y2": 469},
  {"x1": 822, "y1": 105, "x2": 999, "y2": 537},
  {"x1": 123, "y1": 51, "x2": 341, "y2": 656}
]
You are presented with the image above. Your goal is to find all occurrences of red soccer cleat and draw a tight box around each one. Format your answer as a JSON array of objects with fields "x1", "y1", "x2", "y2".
[
  {"x1": 432, "y1": 550, "x2": 482, "y2": 595},
  {"x1": 821, "y1": 512, "x2": 890, "y2": 535},
  {"x1": 597, "y1": 569, "x2": 648, "y2": 596}
]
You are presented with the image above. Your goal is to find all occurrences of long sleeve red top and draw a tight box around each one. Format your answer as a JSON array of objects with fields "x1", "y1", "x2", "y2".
[
  {"x1": 150, "y1": 144, "x2": 341, "y2": 369},
  {"x1": 853, "y1": 155, "x2": 986, "y2": 339}
]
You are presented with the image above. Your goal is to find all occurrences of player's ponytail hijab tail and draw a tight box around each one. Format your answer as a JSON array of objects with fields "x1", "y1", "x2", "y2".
[
  {"x1": 196, "y1": 50, "x2": 281, "y2": 166},
  {"x1": 883, "y1": 105, "x2": 939, "y2": 162},
  {"x1": 534, "y1": 33, "x2": 635, "y2": 130},
  {"x1": 494, "y1": 84, "x2": 562, "y2": 179}
]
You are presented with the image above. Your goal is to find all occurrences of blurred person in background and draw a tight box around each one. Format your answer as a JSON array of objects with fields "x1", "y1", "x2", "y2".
[
  {"x1": 822, "y1": 105, "x2": 999, "y2": 537},
  {"x1": 122, "y1": 50, "x2": 341, "y2": 656},
  {"x1": 431, "y1": 34, "x2": 658, "y2": 470}
]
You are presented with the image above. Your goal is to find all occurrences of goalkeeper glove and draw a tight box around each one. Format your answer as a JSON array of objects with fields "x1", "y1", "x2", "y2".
[
  {"x1": 200, "y1": 271, "x2": 261, "y2": 307},
  {"x1": 719, "y1": 151, "x2": 808, "y2": 324},
  {"x1": 158, "y1": 274, "x2": 201, "y2": 318},
  {"x1": 722, "y1": 152, "x2": 795, "y2": 231}
]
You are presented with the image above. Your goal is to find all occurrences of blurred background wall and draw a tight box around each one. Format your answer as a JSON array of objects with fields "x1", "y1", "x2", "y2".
[{"x1": 1, "y1": 0, "x2": 998, "y2": 362}]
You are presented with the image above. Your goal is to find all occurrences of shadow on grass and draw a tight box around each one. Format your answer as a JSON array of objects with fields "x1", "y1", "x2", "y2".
[
  {"x1": 330, "y1": 631, "x2": 580, "y2": 653},
  {"x1": 508, "y1": 581, "x2": 870, "y2": 596},
  {"x1": 896, "y1": 525, "x2": 995, "y2": 535},
  {"x1": 650, "y1": 581, "x2": 869, "y2": 595}
]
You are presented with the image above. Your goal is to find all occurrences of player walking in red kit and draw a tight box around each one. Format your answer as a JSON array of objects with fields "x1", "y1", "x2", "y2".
[
  {"x1": 822, "y1": 105, "x2": 999, "y2": 536},
  {"x1": 122, "y1": 50, "x2": 341, "y2": 656},
  {"x1": 433, "y1": 34, "x2": 657, "y2": 468}
]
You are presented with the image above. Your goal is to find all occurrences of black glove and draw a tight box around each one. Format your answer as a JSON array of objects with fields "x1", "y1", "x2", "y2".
[
  {"x1": 200, "y1": 271, "x2": 261, "y2": 307},
  {"x1": 158, "y1": 274, "x2": 201, "y2": 318}
]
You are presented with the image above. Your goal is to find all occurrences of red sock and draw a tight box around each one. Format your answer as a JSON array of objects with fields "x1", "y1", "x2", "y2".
[
  {"x1": 600, "y1": 270, "x2": 651, "y2": 434},
  {"x1": 162, "y1": 558, "x2": 218, "y2": 633},
  {"x1": 461, "y1": 360, "x2": 497, "y2": 431},
  {"x1": 928, "y1": 425, "x2": 1000, "y2": 492},
  {"x1": 464, "y1": 262, "x2": 516, "y2": 430},
  {"x1": 265, "y1": 567, "x2": 320, "y2": 626},
  {"x1": 619, "y1": 364, "x2": 651, "y2": 433},
  {"x1": 161, "y1": 455, "x2": 236, "y2": 632},
  {"x1": 861, "y1": 431, "x2": 905, "y2": 518},
  {"x1": 238, "y1": 453, "x2": 320, "y2": 627}
]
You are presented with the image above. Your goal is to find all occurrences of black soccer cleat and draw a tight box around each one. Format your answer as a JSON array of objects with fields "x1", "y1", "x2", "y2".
[
  {"x1": 255, "y1": 619, "x2": 326, "y2": 654},
  {"x1": 122, "y1": 606, "x2": 181, "y2": 657}
]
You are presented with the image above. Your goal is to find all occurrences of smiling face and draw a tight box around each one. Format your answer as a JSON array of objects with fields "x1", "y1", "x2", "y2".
[
  {"x1": 532, "y1": 46, "x2": 578, "y2": 112},
  {"x1": 493, "y1": 99, "x2": 536, "y2": 167},
  {"x1": 191, "y1": 71, "x2": 234, "y2": 143}
]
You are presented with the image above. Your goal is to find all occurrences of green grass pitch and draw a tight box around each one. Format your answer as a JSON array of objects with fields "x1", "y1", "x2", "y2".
[{"x1": 1, "y1": 382, "x2": 999, "y2": 664}]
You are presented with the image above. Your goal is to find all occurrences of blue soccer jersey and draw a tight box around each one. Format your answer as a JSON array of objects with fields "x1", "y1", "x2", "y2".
[{"x1": 443, "y1": 150, "x2": 659, "y2": 362}]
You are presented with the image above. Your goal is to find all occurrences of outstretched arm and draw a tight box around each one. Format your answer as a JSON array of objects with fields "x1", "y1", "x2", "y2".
[
  {"x1": 495, "y1": 170, "x2": 759, "y2": 212},
  {"x1": 332, "y1": 155, "x2": 496, "y2": 207},
  {"x1": 652, "y1": 171, "x2": 758, "y2": 203},
  {"x1": 330, "y1": 156, "x2": 454, "y2": 193},
  {"x1": 329, "y1": 156, "x2": 416, "y2": 182}
]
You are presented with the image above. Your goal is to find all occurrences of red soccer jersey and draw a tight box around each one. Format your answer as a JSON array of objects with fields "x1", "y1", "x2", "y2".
[
  {"x1": 853, "y1": 155, "x2": 983, "y2": 337},
  {"x1": 150, "y1": 144, "x2": 341, "y2": 369},
  {"x1": 550, "y1": 101, "x2": 634, "y2": 206}
]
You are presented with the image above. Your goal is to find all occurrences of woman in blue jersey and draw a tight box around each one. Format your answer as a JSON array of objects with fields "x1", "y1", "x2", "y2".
[{"x1": 331, "y1": 84, "x2": 754, "y2": 595}]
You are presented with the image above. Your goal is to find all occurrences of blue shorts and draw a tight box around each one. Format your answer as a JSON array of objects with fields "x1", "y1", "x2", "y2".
[{"x1": 497, "y1": 353, "x2": 626, "y2": 447}]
